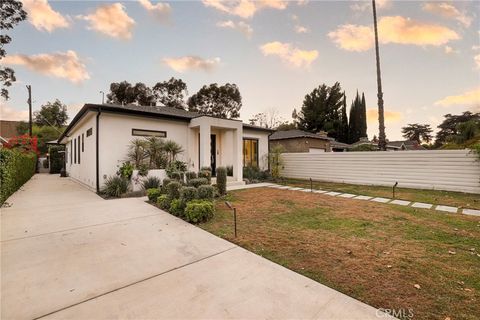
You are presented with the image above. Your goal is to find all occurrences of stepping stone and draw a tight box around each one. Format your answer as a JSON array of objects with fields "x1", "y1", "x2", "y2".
[
  {"x1": 353, "y1": 195, "x2": 373, "y2": 201},
  {"x1": 325, "y1": 192, "x2": 341, "y2": 196},
  {"x1": 412, "y1": 202, "x2": 433, "y2": 209},
  {"x1": 435, "y1": 205, "x2": 458, "y2": 213},
  {"x1": 313, "y1": 190, "x2": 328, "y2": 194},
  {"x1": 300, "y1": 189, "x2": 313, "y2": 192},
  {"x1": 371, "y1": 197, "x2": 391, "y2": 203},
  {"x1": 289, "y1": 187, "x2": 304, "y2": 191},
  {"x1": 390, "y1": 200, "x2": 411, "y2": 206},
  {"x1": 267, "y1": 185, "x2": 281, "y2": 188},
  {"x1": 338, "y1": 193, "x2": 356, "y2": 198},
  {"x1": 276, "y1": 186, "x2": 290, "y2": 189},
  {"x1": 462, "y1": 208, "x2": 480, "y2": 216}
]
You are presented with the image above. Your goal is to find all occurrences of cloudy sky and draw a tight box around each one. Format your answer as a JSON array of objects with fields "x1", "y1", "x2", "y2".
[{"x1": 1, "y1": 0, "x2": 479, "y2": 140}]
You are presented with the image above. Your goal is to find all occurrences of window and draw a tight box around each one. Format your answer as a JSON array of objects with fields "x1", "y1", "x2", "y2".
[
  {"x1": 74, "y1": 139, "x2": 77, "y2": 164},
  {"x1": 243, "y1": 138, "x2": 258, "y2": 167},
  {"x1": 86, "y1": 128, "x2": 92, "y2": 137},
  {"x1": 70, "y1": 141, "x2": 72, "y2": 163},
  {"x1": 66, "y1": 146, "x2": 68, "y2": 163},
  {"x1": 132, "y1": 129, "x2": 167, "y2": 137},
  {"x1": 78, "y1": 136, "x2": 81, "y2": 164},
  {"x1": 82, "y1": 134, "x2": 84, "y2": 152}
]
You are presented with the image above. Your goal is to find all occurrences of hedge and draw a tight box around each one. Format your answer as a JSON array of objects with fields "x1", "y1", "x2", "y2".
[
  {"x1": 0, "y1": 148, "x2": 37, "y2": 204},
  {"x1": 49, "y1": 145, "x2": 64, "y2": 174}
]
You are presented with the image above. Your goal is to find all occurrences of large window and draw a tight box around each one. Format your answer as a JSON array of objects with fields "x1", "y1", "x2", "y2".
[
  {"x1": 132, "y1": 129, "x2": 167, "y2": 137},
  {"x1": 243, "y1": 138, "x2": 258, "y2": 167}
]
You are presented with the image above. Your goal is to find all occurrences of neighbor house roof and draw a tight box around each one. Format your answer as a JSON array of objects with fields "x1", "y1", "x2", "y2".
[
  {"x1": 59, "y1": 103, "x2": 271, "y2": 143},
  {"x1": 269, "y1": 129, "x2": 333, "y2": 141},
  {"x1": 331, "y1": 140, "x2": 351, "y2": 149},
  {"x1": 388, "y1": 140, "x2": 426, "y2": 150},
  {"x1": 0, "y1": 120, "x2": 22, "y2": 139}
]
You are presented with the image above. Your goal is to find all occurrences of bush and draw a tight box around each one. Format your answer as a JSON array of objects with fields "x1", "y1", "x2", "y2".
[
  {"x1": 156, "y1": 194, "x2": 170, "y2": 209},
  {"x1": 184, "y1": 200, "x2": 215, "y2": 223},
  {"x1": 226, "y1": 165, "x2": 233, "y2": 176},
  {"x1": 167, "y1": 181, "x2": 182, "y2": 200},
  {"x1": 161, "y1": 178, "x2": 172, "y2": 194},
  {"x1": 216, "y1": 166, "x2": 227, "y2": 195},
  {"x1": 138, "y1": 164, "x2": 149, "y2": 176},
  {"x1": 197, "y1": 185, "x2": 215, "y2": 200},
  {"x1": 170, "y1": 171, "x2": 183, "y2": 181},
  {"x1": 185, "y1": 171, "x2": 197, "y2": 181},
  {"x1": 117, "y1": 162, "x2": 134, "y2": 179},
  {"x1": 142, "y1": 176, "x2": 161, "y2": 190},
  {"x1": 101, "y1": 176, "x2": 129, "y2": 198},
  {"x1": 198, "y1": 167, "x2": 212, "y2": 183},
  {"x1": 0, "y1": 149, "x2": 37, "y2": 204},
  {"x1": 243, "y1": 166, "x2": 270, "y2": 182},
  {"x1": 166, "y1": 160, "x2": 187, "y2": 178},
  {"x1": 188, "y1": 177, "x2": 209, "y2": 188},
  {"x1": 49, "y1": 145, "x2": 64, "y2": 174},
  {"x1": 169, "y1": 198, "x2": 184, "y2": 217},
  {"x1": 146, "y1": 188, "x2": 161, "y2": 202},
  {"x1": 180, "y1": 186, "x2": 198, "y2": 204}
]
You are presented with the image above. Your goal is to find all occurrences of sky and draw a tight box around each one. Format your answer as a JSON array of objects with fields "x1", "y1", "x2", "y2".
[{"x1": 1, "y1": 0, "x2": 479, "y2": 140}]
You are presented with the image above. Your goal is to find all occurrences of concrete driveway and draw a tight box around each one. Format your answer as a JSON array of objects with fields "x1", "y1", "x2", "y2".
[{"x1": 1, "y1": 175, "x2": 391, "y2": 319}]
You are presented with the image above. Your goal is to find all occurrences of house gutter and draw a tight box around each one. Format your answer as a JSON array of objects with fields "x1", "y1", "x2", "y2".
[{"x1": 96, "y1": 106, "x2": 101, "y2": 193}]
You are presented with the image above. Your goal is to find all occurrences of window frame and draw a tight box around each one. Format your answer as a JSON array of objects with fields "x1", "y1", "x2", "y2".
[
  {"x1": 242, "y1": 138, "x2": 259, "y2": 168},
  {"x1": 86, "y1": 128, "x2": 93, "y2": 137},
  {"x1": 131, "y1": 128, "x2": 167, "y2": 138}
]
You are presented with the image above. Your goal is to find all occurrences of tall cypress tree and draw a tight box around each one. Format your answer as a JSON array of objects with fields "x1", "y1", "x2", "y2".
[
  {"x1": 360, "y1": 92, "x2": 368, "y2": 139},
  {"x1": 349, "y1": 91, "x2": 368, "y2": 143},
  {"x1": 338, "y1": 92, "x2": 349, "y2": 143}
]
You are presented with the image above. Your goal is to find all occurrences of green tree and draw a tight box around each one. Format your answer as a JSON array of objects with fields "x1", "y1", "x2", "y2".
[
  {"x1": 296, "y1": 82, "x2": 343, "y2": 138},
  {"x1": 435, "y1": 112, "x2": 480, "y2": 147},
  {"x1": 1, "y1": 0, "x2": 27, "y2": 100},
  {"x1": 153, "y1": 77, "x2": 188, "y2": 109},
  {"x1": 188, "y1": 83, "x2": 242, "y2": 119},
  {"x1": 402, "y1": 123, "x2": 433, "y2": 144},
  {"x1": 106, "y1": 81, "x2": 155, "y2": 106},
  {"x1": 348, "y1": 91, "x2": 367, "y2": 143},
  {"x1": 17, "y1": 124, "x2": 64, "y2": 154},
  {"x1": 34, "y1": 100, "x2": 68, "y2": 127},
  {"x1": 276, "y1": 121, "x2": 297, "y2": 131},
  {"x1": 338, "y1": 92, "x2": 349, "y2": 143}
]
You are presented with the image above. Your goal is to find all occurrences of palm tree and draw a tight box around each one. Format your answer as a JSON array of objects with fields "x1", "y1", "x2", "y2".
[
  {"x1": 163, "y1": 140, "x2": 184, "y2": 163},
  {"x1": 372, "y1": 0, "x2": 387, "y2": 151},
  {"x1": 146, "y1": 136, "x2": 165, "y2": 168},
  {"x1": 127, "y1": 138, "x2": 148, "y2": 167},
  {"x1": 401, "y1": 124, "x2": 433, "y2": 144}
]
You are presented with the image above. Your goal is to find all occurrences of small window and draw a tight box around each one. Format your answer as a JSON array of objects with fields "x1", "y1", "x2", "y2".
[
  {"x1": 243, "y1": 138, "x2": 258, "y2": 168},
  {"x1": 78, "y1": 136, "x2": 81, "y2": 164},
  {"x1": 74, "y1": 139, "x2": 77, "y2": 164},
  {"x1": 86, "y1": 128, "x2": 92, "y2": 137},
  {"x1": 132, "y1": 129, "x2": 166, "y2": 138},
  {"x1": 82, "y1": 134, "x2": 84, "y2": 152}
]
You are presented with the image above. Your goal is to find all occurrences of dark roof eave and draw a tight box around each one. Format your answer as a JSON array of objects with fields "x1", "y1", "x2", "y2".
[{"x1": 242, "y1": 124, "x2": 275, "y2": 132}]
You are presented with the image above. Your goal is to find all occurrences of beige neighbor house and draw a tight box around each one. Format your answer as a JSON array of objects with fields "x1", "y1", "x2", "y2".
[
  {"x1": 269, "y1": 129, "x2": 347, "y2": 153},
  {"x1": 58, "y1": 104, "x2": 273, "y2": 192}
]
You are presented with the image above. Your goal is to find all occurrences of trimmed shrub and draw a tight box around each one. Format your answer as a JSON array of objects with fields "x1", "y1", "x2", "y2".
[
  {"x1": 170, "y1": 171, "x2": 184, "y2": 182},
  {"x1": 167, "y1": 181, "x2": 182, "y2": 200},
  {"x1": 0, "y1": 149, "x2": 37, "y2": 204},
  {"x1": 216, "y1": 166, "x2": 227, "y2": 195},
  {"x1": 188, "y1": 177, "x2": 209, "y2": 188},
  {"x1": 101, "y1": 176, "x2": 129, "y2": 198},
  {"x1": 185, "y1": 171, "x2": 197, "y2": 181},
  {"x1": 198, "y1": 168, "x2": 211, "y2": 183},
  {"x1": 180, "y1": 186, "x2": 198, "y2": 204},
  {"x1": 184, "y1": 200, "x2": 215, "y2": 223},
  {"x1": 161, "y1": 178, "x2": 172, "y2": 194},
  {"x1": 226, "y1": 165, "x2": 233, "y2": 176},
  {"x1": 156, "y1": 194, "x2": 170, "y2": 210},
  {"x1": 118, "y1": 162, "x2": 134, "y2": 179},
  {"x1": 169, "y1": 198, "x2": 185, "y2": 217},
  {"x1": 142, "y1": 176, "x2": 161, "y2": 190},
  {"x1": 146, "y1": 188, "x2": 161, "y2": 202},
  {"x1": 49, "y1": 145, "x2": 64, "y2": 174},
  {"x1": 197, "y1": 185, "x2": 215, "y2": 200},
  {"x1": 243, "y1": 166, "x2": 270, "y2": 182}
]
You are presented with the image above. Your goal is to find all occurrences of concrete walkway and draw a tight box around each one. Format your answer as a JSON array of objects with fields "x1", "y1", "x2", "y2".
[{"x1": 1, "y1": 174, "x2": 392, "y2": 319}]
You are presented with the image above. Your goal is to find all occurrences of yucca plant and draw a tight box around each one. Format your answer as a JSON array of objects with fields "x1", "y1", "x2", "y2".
[
  {"x1": 142, "y1": 176, "x2": 161, "y2": 190},
  {"x1": 101, "y1": 176, "x2": 129, "y2": 198}
]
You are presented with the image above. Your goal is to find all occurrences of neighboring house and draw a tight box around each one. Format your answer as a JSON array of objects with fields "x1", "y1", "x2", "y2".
[
  {"x1": 269, "y1": 129, "x2": 333, "y2": 153},
  {"x1": 57, "y1": 104, "x2": 272, "y2": 191},
  {"x1": 350, "y1": 137, "x2": 426, "y2": 151},
  {"x1": 330, "y1": 140, "x2": 350, "y2": 152}
]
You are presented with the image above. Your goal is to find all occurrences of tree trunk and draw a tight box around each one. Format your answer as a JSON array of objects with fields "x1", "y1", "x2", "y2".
[{"x1": 372, "y1": 0, "x2": 387, "y2": 151}]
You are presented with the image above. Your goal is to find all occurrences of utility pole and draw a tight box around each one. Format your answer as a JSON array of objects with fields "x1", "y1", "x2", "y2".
[
  {"x1": 26, "y1": 85, "x2": 32, "y2": 136},
  {"x1": 100, "y1": 91, "x2": 105, "y2": 104},
  {"x1": 372, "y1": 0, "x2": 387, "y2": 151}
]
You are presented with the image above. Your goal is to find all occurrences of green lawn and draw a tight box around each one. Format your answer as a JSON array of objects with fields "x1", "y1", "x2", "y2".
[
  {"x1": 282, "y1": 178, "x2": 480, "y2": 209},
  {"x1": 201, "y1": 188, "x2": 480, "y2": 320}
]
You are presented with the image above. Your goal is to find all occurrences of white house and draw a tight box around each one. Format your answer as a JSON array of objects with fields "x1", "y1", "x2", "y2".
[{"x1": 58, "y1": 104, "x2": 273, "y2": 191}]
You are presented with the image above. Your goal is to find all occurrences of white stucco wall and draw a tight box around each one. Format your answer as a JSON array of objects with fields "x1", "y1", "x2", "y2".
[
  {"x1": 65, "y1": 112, "x2": 97, "y2": 190},
  {"x1": 243, "y1": 128, "x2": 270, "y2": 171},
  {"x1": 98, "y1": 113, "x2": 191, "y2": 187}
]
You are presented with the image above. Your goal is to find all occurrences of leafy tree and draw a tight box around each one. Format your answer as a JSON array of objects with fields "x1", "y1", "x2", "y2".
[
  {"x1": 435, "y1": 112, "x2": 480, "y2": 147},
  {"x1": 188, "y1": 83, "x2": 241, "y2": 119},
  {"x1": 452, "y1": 120, "x2": 480, "y2": 144},
  {"x1": 34, "y1": 100, "x2": 68, "y2": 127},
  {"x1": 401, "y1": 123, "x2": 433, "y2": 144},
  {"x1": 338, "y1": 92, "x2": 349, "y2": 143},
  {"x1": 1, "y1": 0, "x2": 27, "y2": 100},
  {"x1": 276, "y1": 121, "x2": 297, "y2": 131},
  {"x1": 106, "y1": 81, "x2": 155, "y2": 106},
  {"x1": 153, "y1": 77, "x2": 188, "y2": 109},
  {"x1": 17, "y1": 124, "x2": 63, "y2": 154},
  {"x1": 296, "y1": 82, "x2": 343, "y2": 139},
  {"x1": 348, "y1": 91, "x2": 367, "y2": 143},
  {"x1": 249, "y1": 109, "x2": 284, "y2": 129}
]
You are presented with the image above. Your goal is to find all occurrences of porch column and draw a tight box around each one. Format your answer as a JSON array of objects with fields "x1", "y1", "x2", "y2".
[
  {"x1": 233, "y1": 127, "x2": 243, "y2": 181},
  {"x1": 199, "y1": 124, "x2": 211, "y2": 171}
]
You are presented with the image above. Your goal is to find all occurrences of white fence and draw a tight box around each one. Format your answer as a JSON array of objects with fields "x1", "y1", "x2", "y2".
[{"x1": 280, "y1": 150, "x2": 480, "y2": 194}]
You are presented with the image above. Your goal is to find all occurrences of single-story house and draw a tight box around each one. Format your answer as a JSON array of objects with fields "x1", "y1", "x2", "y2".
[
  {"x1": 269, "y1": 129, "x2": 333, "y2": 153},
  {"x1": 58, "y1": 104, "x2": 273, "y2": 191},
  {"x1": 350, "y1": 138, "x2": 426, "y2": 151}
]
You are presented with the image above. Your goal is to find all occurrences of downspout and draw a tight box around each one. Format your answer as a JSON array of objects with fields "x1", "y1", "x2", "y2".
[
  {"x1": 96, "y1": 106, "x2": 102, "y2": 193},
  {"x1": 267, "y1": 131, "x2": 273, "y2": 173}
]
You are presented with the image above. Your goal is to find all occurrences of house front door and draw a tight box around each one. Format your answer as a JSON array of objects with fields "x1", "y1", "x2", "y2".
[{"x1": 210, "y1": 134, "x2": 216, "y2": 176}]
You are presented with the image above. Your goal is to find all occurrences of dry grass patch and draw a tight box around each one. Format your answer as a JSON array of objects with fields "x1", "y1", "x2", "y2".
[{"x1": 201, "y1": 188, "x2": 480, "y2": 320}]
